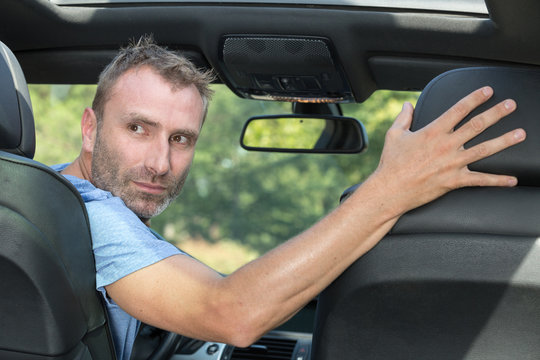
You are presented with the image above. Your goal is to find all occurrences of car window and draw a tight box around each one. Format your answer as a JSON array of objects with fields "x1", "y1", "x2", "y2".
[{"x1": 30, "y1": 84, "x2": 418, "y2": 274}]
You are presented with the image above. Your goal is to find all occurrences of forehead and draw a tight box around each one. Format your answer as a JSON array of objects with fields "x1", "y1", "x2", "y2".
[{"x1": 104, "y1": 66, "x2": 205, "y2": 130}]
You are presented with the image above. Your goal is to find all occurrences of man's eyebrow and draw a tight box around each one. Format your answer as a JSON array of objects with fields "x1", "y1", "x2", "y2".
[
  {"x1": 125, "y1": 114, "x2": 160, "y2": 128},
  {"x1": 175, "y1": 128, "x2": 200, "y2": 140},
  {"x1": 125, "y1": 113, "x2": 200, "y2": 138}
]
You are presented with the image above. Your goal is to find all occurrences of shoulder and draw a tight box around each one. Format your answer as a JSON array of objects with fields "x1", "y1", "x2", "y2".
[
  {"x1": 85, "y1": 195, "x2": 166, "y2": 251},
  {"x1": 88, "y1": 197, "x2": 182, "y2": 288},
  {"x1": 52, "y1": 164, "x2": 183, "y2": 286},
  {"x1": 52, "y1": 163, "x2": 114, "y2": 202},
  {"x1": 85, "y1": 195, "x2": 139, "y2": 230}
]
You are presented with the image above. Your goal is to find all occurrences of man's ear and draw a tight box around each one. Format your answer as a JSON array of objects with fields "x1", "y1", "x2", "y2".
[{"x1": 81, "y1": 107, "x2": 98, "y2": 153}]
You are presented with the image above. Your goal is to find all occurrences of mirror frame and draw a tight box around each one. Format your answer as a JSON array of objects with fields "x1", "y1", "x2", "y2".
[{"x1": 240, "y1": 114, "x2": 368, "y2": 154}]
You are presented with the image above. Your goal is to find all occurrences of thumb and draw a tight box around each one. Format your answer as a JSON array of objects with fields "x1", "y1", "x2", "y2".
[{"x1": 391, "y1": 101, "x2": 414, "y2": 131}]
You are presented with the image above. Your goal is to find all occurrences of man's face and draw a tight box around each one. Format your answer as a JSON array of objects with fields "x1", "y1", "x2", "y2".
[{"x1": 89, "y1": 66, "x2": 204, "y2": 220}]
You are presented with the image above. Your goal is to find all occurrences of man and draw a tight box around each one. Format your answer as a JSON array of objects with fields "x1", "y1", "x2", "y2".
[{"x1": 55, "y1": 36, "x2": 526, "y2": 360}]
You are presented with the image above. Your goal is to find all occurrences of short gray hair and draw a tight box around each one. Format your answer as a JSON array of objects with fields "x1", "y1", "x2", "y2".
[{"x1": 92, "y1": 34, "x2": 214, "y2": 124}]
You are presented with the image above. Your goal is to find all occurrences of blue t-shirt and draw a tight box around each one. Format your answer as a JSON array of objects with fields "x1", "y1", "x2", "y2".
[{"x1": 52, "y1": 164, "x2": 183, "y2": 360}]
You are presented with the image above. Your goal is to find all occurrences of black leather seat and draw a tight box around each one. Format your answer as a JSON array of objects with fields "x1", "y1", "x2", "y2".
[
  {"x1": 0, "y1": 41, "x2": 116, "y2": 359},
  {"x1": 313, "y1": 67, "x2": 540, "y2": 360}
]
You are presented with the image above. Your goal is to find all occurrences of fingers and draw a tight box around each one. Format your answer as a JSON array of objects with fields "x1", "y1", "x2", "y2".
[
  {"x1": 427, "y1": 86, "x2": 526, "y2": 182},
  {"x1": 391, "y1": 101, "x2": 414, "y2": 131},
  {"x1": 433, "y1": 86, "x2": 494, "y2": 132},
  {"x1": 461, "y1": 127, "x2": 526, "y2": 166},
  {"x1": 459, "y1": 171, "x2": 518, "y2": 188},
  {"x1": 372, "y1": 86, "x2": 527, "y2": 215},
  {"x1": 454, "y1": 98, "x2": 517, "y2": 144},
  {"x1": 458, "y1": 125, "x2": 525, "y2": 188}
]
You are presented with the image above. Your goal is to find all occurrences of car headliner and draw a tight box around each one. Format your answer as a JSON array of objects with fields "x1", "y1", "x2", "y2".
[{"x1": 0, "y1": 0, "x2": 539, "y2": 102}]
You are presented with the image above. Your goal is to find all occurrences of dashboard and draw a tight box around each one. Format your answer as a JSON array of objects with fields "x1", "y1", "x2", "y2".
[{"x1": 173, "y1": 331, "x2": 312, "y2": 360}]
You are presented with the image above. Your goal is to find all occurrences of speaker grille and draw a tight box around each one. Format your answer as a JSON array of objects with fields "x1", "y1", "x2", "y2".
[
  {"x1": 220, "y1": 35, "x2": 353, "y2": 102},
  {"x1": 223, "y1": 37, "x2": 334, "y2": 69}
]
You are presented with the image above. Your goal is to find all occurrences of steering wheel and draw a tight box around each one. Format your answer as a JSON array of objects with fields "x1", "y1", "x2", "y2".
[{"x1": 130, "y1": 323, "x2": 183, "y2": 360}]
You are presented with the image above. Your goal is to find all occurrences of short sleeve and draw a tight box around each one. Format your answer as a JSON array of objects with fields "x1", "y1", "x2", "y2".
[{"x1": 85, "y1": 196, "x2": 183, "y2": 290}]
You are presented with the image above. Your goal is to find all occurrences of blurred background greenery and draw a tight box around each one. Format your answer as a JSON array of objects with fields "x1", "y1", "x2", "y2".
[{"x1": 30, "y1": 84, "x2": 418, "y2": 274}]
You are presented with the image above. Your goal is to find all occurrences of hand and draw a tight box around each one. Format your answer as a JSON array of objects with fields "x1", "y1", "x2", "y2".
[{"x1": 373, "y1": 86, "x2": 526, "y2": 215}]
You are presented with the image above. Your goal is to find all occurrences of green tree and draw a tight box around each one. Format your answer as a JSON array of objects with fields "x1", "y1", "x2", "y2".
[
  {"x1": 338, "y1": 90, "x2": 419, "y2": 183},
  {"x1": 153, "y1": 88, "x2": 419, "y2": 257},
  {"x1": 31, "y1": 84, "x2": 96, "y2": 165}
]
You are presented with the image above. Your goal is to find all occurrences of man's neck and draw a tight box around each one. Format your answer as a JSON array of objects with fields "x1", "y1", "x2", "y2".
[{"x1": 61, "y1": 156, "x2": 91, "y2": 181}]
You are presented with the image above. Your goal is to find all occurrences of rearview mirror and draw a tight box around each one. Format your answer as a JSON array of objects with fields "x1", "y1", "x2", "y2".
[{"x1": 240, "y1": 115, "x2": 368, "y2": 153}]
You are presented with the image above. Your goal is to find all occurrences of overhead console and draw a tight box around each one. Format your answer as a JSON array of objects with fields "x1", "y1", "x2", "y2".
[{"x1": 218, "y1": 35, "x2": 353, "y2": 103}]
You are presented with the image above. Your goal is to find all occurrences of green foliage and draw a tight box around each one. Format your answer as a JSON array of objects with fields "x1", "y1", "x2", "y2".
[
  {"x1": 30, "y1": 84, "x2": 96, "y2": 165},
  {"x1": 29, "y1": 83, "x2": 418, "y2": 272},
  {"x1": 338, "y1": 91, "x2": 419, "y2": 183},
  {"x1": 243, "y1": 117, "x2": 326, "y2": 149},
  {"x1": 152, "y1": 87, "x2": 420, "y2": 260}
]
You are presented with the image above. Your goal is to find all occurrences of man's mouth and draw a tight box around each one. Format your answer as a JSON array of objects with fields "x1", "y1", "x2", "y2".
[{"x1": 132, "y1": 181, "x2": 167, "y2": 195}]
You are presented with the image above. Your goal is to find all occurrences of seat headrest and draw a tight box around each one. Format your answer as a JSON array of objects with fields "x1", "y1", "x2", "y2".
[
  {"x1": 412, "y1": 67, "x2": 540, "y2": 186},
  {"x1": 0, "y1": 41, "x2": 35, "y2": 158}
]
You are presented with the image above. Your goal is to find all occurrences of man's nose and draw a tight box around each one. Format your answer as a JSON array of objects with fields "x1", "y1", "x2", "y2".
[{"x1": 145, "y1": 137, "x2": 170, "y2": 176}]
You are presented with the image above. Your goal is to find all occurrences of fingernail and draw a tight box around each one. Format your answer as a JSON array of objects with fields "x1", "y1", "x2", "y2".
[
  {"x1": 482, "y1": 87, "x2": 492, "y2": 96},
  {"x1": 508, "y1": 178, "x2": 518, "y2": 186},
  {"x1": 504, "y1": 100, "x2": 516, "y2": 110},
  {"x1": 514, "y1": 129, "x2": 526, "y2": 141}
]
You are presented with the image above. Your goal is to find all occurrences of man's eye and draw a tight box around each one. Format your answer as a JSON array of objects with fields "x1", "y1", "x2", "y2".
[
  {"x1": 128, "y1": 124, "x2": 144, "y2": 134},
  {"x1": 171, "y1": 135, "x2": 188, "y2": 144}
]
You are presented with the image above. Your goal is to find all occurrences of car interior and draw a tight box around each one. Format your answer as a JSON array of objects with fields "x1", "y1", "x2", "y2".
[
  {"x1": 315, "y1": 66, "x2": 540, "y2": 360},
  {"x1": 1, "y1": 0, "x2": 540, "y2": 359}
]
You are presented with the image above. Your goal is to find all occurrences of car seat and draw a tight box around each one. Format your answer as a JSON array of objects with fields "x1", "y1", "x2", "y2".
[
  {"x1": 312, "y1": 67, "x2": 540, "y2": 360},
  {"x1": 0, "y1": 41, "x2": 116, "y2": 359}
]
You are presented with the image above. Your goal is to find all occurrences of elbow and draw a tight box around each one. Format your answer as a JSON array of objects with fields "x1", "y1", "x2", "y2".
[
  {"x1": 208, "y1": 298, "x2": 268, "y2": 347},
  {"x1": 218, "y1": 310, "x2": 267, "y2": 348},
  {"x1": 224, "y1": 327, "x2": 263, "y2": 348},
  {"x1": 204, "y1": 278, "x2": 281, "y2": 347}
]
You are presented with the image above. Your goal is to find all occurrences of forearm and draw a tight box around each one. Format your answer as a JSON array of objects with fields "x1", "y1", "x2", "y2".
[{"x1": 215, "y1": 172, "x2": 402, "y2": 343}]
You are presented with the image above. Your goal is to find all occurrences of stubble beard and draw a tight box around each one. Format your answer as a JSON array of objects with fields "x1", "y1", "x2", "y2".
[{"x1": 91, "y1": 131, "x2": 189, "y2": 220}]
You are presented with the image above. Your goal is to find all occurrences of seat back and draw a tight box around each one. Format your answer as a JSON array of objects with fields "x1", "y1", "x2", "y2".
[
  {"x1": 312, "y1": 67, "x2": 540, "y2": 360},
  {"x1": 0, "y1": 41, "x2": 116, "y2": 359}
]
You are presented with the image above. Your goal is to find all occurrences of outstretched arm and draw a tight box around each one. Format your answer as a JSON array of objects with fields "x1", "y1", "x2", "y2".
[{"x1": 106, "y1": 86, "x2": 526, "y2": 346}]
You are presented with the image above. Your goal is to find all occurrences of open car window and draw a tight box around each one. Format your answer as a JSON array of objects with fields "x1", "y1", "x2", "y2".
[{"x1": 31, "y1": 83, "x2": 418, "y2": 274}]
